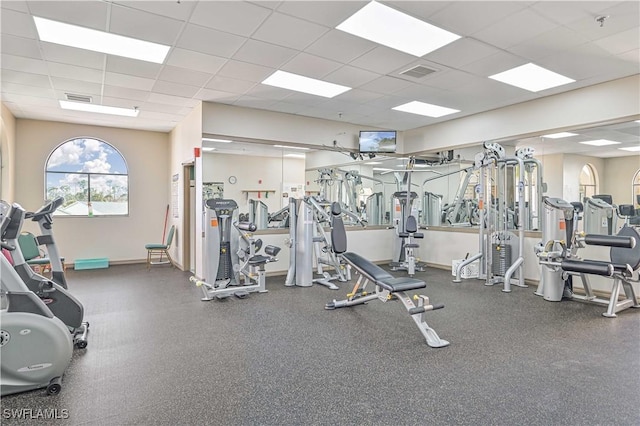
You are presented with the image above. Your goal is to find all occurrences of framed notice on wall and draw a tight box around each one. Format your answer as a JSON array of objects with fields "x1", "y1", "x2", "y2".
[{"x1": 172, "y1": 174, "x2": 179, "y2": 218}]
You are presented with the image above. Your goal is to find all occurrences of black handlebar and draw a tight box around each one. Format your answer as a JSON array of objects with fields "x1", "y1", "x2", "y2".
[{"x1": 28, "y1": 197, "x2": 64, "y2": 221}]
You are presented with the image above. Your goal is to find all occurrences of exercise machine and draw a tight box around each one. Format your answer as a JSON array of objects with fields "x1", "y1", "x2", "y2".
[
  {"x1": 248, "y1": 199, "x2": 269, "y2": 230},
  {"x1": 422, "y1": 192, "x2": 443, "y2": 226},
  {"x1": 192, "y1": 198, "x2": 280, "y2": 300},
  {"x1": 325, "y1": 203, "x2": 449, "y2": 348},
  {"x1": 584, "y1": 195, "x2": 616, "y2": 235},
  {"x1": 1, "y1": 201, "x2": 73, "y2": 396},
  {"x1": 535, "y1": 197, "x2": 639, "y2": 317},
  {"x1": 3, "y1": 200, "x2": 89, "y2": 348}
]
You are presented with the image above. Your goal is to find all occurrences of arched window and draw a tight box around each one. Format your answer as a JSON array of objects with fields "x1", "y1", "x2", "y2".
[
  {"x1": 579, "y1": 164, "x2": 597, "y2": 202},
  {"x1": 633, "y1": 169, "x2": 640, "y2": 206},
  {"x1": 45, "y1": 137, "x2": 128, "y2": 216}
]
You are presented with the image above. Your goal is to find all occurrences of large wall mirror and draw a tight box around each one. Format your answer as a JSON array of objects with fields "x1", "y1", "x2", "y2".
[{"x1": 201, "y1": 119, "x2": 639, "y2": 233}]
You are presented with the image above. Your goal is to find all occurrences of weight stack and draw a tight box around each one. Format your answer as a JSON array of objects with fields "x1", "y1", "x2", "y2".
[
  {"x1": 491, "y1": 243, "x2": 512, "y2": 276},
  {"x1": 217, "y1": 242, "x2": 232, "y2": 280}
]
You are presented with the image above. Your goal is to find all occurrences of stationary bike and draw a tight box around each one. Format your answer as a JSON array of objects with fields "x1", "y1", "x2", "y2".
[
  {"x1": 1, "y1": 201, "x2": 73, "y2": 396},
  {"x1": 3, "y1": 200, "x2": 89, "y2": 348}
]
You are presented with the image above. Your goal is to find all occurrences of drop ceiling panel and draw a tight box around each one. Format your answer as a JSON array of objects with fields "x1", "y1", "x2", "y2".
[
  {"x1": 281, "y1": 52, "x2": 342, "y2": 79},
  {"x1": 27, "y1": 1, "x2": 109, "y2": 30},
  {"x1": 1, "y1": 54, "x2": 48, "y2": 74},
  {"x1": 0, "y1": 8, "x2": 38, "y2": 38},
  {"x1": 244, "y1": 85, "x2": 293, "y2": 101},
  {"x1": 47, "y1": 62, "x2": 103, "y2": 84},
  {"x1": 332, "y1": 88, "x2": 384, "y2": 104},
  {"x1": 509, "y1": 26, "x2": 591, "y2": 61},
  {"x1": 146, "y1": 92, "x2": 199, "y2": 107},
  {"x1": 104, "y1": 72, "x2": 156, "y2": 91},
  {"x1": 232, "y1": 95, "x2": 278, "y2": 110},
  {"x1": 305, "y1": 29, "x2": 377, "y2": 65},
  {"x1": 530, "y1": 1, "x2": 616, "y2": 26},
  {"x1": 1, "y1": 93, "x2": 57, "y2": 108},
  {"x1": 349, "y1": 46, "x2": 417, "y2": 76},
  {"x1": 113, "y1": 1, "x2": 197, "y2": 22},
  {"x1": 105, "y1": 56, "x2": 162, "y2": 79},
  {"x1": 594, "y1": 28, "x2": 640, "y2": 55},
  {"x1": 538, "y1": 43, "x2": 634, "y2": 80},
  {"x1": 232, "y1": 39, "x2": 298, "y2": 69},
  {"x1": 357, "y1": 76, "x2": 414, "y2": 95},
  {"x1": 566, "y1": 2, "x2": 640, "y2": 41},
  {"x1": 41, "y1": 42, "x2": 105, "y2": 70},
  {"x1": 0, "y1": 1, "x2": 29, "y2": 13},
  {"x1": 50, "y1": 78, "x2": 103, "y2": 96},
  {"x1": 217, "y1": 60, "x2": 274, "y2": 83},
  {"x1": 193, "y1": 88, "x2": 240, "y2": 103},
  {"x1": 384, "y1": 1, "x2": 450, "y2": 21},
  {"x1": 463, "y1": 50, "x2": 525, "y2": 77},
  {"x1": 425, "y1": 38, "x2": 500, "y2": 69},
  {"x1": 323, "y1": 65, "x2": 381, "y2": 88},
  {"x1": 1, "y1": 69, "x2": 50, "y2": 88},
  {"x1": 177, "y1": 24, "x2": 246, "y2": 58},
  {"x1": 473, "y1": 8, "x2": 558, "y2": 49},
  {"x1": 189, "y1": 1, "x2": 271, "y2": 37},
  {"x1": 102, "y1": 85, "x2": 151, "y2": 103},
  {"x1": 251, "y1": 12, "x2": 328, "y2": 51},
  {"x1": 152, "y1": 80, "x2": 201, "y2": 98},
  {"x1": 157, "y1": 65, "x2": 213, "y2": 87},
  {"x1": 1, "y1": 82, "x2": 54, "y2": 98},
  {"x1": 428, "y1": 1, "x2": 530, "y2": 36},
  {"x1": 276, "y1": 1, "x2": 366, "y2": 27},
  {"x1": 109, "y1": 4, "x2": 184, "y2": 45},
  {"x1": 1, "y1": 34, "x2": 42, "y2": 59},
  {"x1": 165, "y1": 48, "x2": 227, "y2": 75},
  {"x1": 205, "y1": 76, "x2": 255, "y2": 94}
]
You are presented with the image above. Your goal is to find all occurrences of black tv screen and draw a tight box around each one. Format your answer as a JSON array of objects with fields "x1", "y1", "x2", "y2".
[{"x1": 359, "y1": 130, "x2": 397, "y2": 153}]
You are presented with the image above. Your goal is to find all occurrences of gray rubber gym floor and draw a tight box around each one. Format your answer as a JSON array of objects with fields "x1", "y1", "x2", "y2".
[{"x1": 1, "y1": 263, "x2": 639, "y2": 425}]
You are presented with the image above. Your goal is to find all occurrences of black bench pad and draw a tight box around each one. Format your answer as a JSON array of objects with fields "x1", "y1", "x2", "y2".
[{"x1": 342, "y1": 252, "x2": 426, "y2": 292}]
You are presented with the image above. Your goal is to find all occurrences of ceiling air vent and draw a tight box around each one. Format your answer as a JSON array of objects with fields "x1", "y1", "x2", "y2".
[
  {"x1": 399, "y1": 65, "x2": 437, "y2": 79},
  {"x1": 65, "y1": 93, "x2": 92, "y2": 103}
]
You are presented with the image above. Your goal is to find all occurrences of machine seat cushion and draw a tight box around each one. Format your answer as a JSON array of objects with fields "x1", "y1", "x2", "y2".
[
  {"x1": 377, "y1": 277, "x2": 426, "y2": 292},
  {"x1": 145, "y1": 243, "x2": 168, "y2": 250},
  {"x1": 248, "y1": 255, "x2": 270, "y2": 265},
  {"x1": 610, "y1": 226, "x2": 640, "y2": 271},
  {"x1": 399, "y1": 232, "x2": 409, "y2": 238},
  {"x1": 414, "y1": 233, "x2": 424, "y2": 239},
  {"x1": 342, "y1": 252, "x2": 393, "y2": 281}
]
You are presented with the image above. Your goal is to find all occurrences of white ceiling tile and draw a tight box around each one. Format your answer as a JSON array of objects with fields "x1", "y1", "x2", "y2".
[
  {"x1": 331, "y1": 88, "x2": 384, "y2": 104},
  {"x1": 190, "y1": 1, "x2": 271, "y2": 37},
  {"x1": 358, "y1": 76, "x2": 414, "y2": 95},
  {"x1": 157, "y1": 65, "x2": 213, "y2": 87},
  {"x1": 244, "y1": 84, "x2": 293, "y2": 101},
  {"x1": 166, "y1": 48, "x2": 227, "y2": 75},
  {"x1": 1, "y1": 34, "x2": 42, "y2": 59},
  {"x1": 416, "y1": 70, "x2": 476, "y2": 91},
  {"x1": 233, "y1": 95, "x2": 278, "y2": 110},
  {"x1": 366, "y1": 94, "x2": 413, "y2": 110},
  {"x1": 281, "y1": 53, "x2": 342, "y2": 79},
  {"x1": 252, "y1": 12, "x2": 329, "y2": 51},
  {"x1": 349, "y1": 46, "x2": 416, "y2": 75},
  {"x1": 48, "y1": 62, "x2": 104, "y2": 84},
  {"x1": 1, "y1": 1, "x2": 29, "y2": 13},
  {"x1": 250, "y1": 1, "x2": 281, "y2": 10},
  {"x1": 509, "y1": 26, "x2": 591, "y2": 61},
  {"x1": 218, "y1": 60, "x2": 274, "y2": 83},
  {"x1": 281, "y1": 92, "x2": 330, "y2": 108},
  {"x1": 232, "y1": 39, "x2": 298, "y2": 69},
  {"x1": 152, "y1": 80, "x2": 201, "y2": 98},
  {"x1": 106, "y1": 56, "x2": 162, "y2": 79},
  {"x1": 276, "y1": 1, "x2": 366, "y2": 27},
  {"x1": 324, "y1": 65, "x2": 380, "y2": 88},
  {"x1": 41, "y1": 42, "x2": 105, "y2": 70},
  {"x1": 473, "y1": 8, "x2": 559, "y2": 49},
  {"x1": 561, "y1": 2, "x2": 639, "y2": 41},
  {"x1": 305, "y1": 29, "x2": 377, "y2": 64},
  {"x1": 177, "y1": 24, "x2": 246, "y2": 58},
  {"x1": 384, "y1": 2, "x2": 451, "y2": 21},
  {"x1": 1, "y1": 69, "x2": 50, "y2": 88},
  {"x1": 1, "y1": 93, "x2": 58, "y2": 107},
  {"x1": 1, "y1": 82, "x2": 55, "y2": 98},
  {"x1": 537, "y1": 43, "x2": 630, "y2": 80},
  {"x1": 103, "y1": 85, "x2": 150, "y2": 102},
  {"x1": 99, "y1": 96, "x2": 140, "y2": 109},
  {"x1": 109, "y1": 4, "x2": 184, "y2": 45},
  {"x1": 0, "y1": 8, "x2": 37, "y2": 38},
  {"x1": 113, "y1": 1, "x2": 197, "y2": 22},
  {"x1": 28, "y1": 1, "x2": 109, "y2": 30},
  {"x1": 530, "y1": 1, "x2": 616, "y2": 26},
  {"x1": 617, "y1": 48, "x2": 640, "y2": 64},
  {"x1": 193, "y1": 88, "x2": 240, "y2": 103},
  {"x1": 428, "y1": 1, "x2": 530, "y2": 36},
  {"x1": 138, "y1": 102, "x2": 187, "y2": 115},
  {"x1": 147, "y1": 92, "x2": 198, "y2": 107},
  {"x1": 51, "y1": 78, "x2": 103, "y2": 96},
  {"x1": 105, "y1": 71, "x2": 156, "y2": 91},
  {"x1": 463, "y1": 50, "x2": 525, "y2": 77},
  {"x1": 425, "y1": 38, "x2": 501, "y2": 68},
  {"x1": 593, "y1": 27, "x2": 640, "y2": 55},
  {"x1": 137, "y1": 109, "x2": 181, "y2": 121},
  {"x1": 1, "y1": 54, "x2": 49, "y2": 74},
  {"x1": 205, "y1": 76, "x2": 255, "y2": 94}
]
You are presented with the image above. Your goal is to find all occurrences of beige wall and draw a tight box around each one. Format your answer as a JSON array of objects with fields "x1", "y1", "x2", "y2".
[
  {"x1": 1, "y1": 103, "x2": 17, "y2": 202},
  {"x1": 603, "y1": 156, "x2": 640, "y2": 205},
  {"x1": 15, "y1": 119, "x2": 170, "y2": 264}
]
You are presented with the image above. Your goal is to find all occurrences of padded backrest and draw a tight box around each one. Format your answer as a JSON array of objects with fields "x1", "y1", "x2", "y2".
[
  {"x1": 330, "y1": 202, "x2": 348, "y2": 254},
  {"x1": 406, "y1": 215, "x2": 418, "y2": 233},
  {"x1": 166, "y1": 225, "x2": 176, "y2": 247},
  {"x1": 18, "y1": 232, "x2": 40, "y2": 261},
  {"x1": 610, "y1": 226, "x2": 640, "y2": 271}
]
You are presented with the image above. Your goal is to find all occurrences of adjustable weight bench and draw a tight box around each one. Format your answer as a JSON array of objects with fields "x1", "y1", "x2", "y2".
[{"x1": 324, "y1": 203, "x2": 449, "y2": 348}]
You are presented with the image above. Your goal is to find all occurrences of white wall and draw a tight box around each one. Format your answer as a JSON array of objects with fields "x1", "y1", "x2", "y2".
[
  {"x1": 14, "y1": 119, "x2": 170, "y2": 264},
  {"x1": 563, "y1": 154, "x2": 605, "y2": 202},
  {"x1": 1, "y1": 103, "x2": 16, "y2": 202},
  {"x1": 202, "y1": 152, "x2": 305, "y2": 212}
]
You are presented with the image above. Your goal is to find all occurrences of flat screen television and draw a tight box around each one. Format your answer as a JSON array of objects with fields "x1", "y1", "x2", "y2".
[{"x1": 359, "y1": 130, "x2": 397, "y2": 154}]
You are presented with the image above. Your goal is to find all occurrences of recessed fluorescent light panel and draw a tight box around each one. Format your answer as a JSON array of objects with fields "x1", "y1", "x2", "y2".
[
  {"x1": 202, "y1": 147, "x2": 216, "y2": 152},
  {"x1": 273, "y1": 145, "x2": 309, "y2": 150},
  {"x1": 34, "y1": 16, "x2": 170, "y2": 64},
  {"x1": 489, "y1": 63, "x2": 575, "y2": 92},
  {"x1": 543, "y1": 132, "x2": 578, "y2": 139},
  {"x1": 284, "y1": 154, "x2": 306, "y2": 159},
  {"x1": 202, "y1": 138, "x2": 232, "y2": 143},
  {"x1": 618, "y1": 146, "x2": 640, "y2": 152},
  {"x1": 579, "y1": 139, "x2": 621, "y2": 147},
  {"x1": 262, "y1": 71, "x2": 351, "y2": 98},
  {"x1": 336, "y1": 1, "x2": 460, "y2": 56},
  {"x1": 367, "y1": 162, "x2": 382, "y2": 165},
  {"x1": 393, "y1": 101, "x2": 460, "y2": 118},
  {"x1": 59, "y1": 100, "x2": 139, "y2": 117}
]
